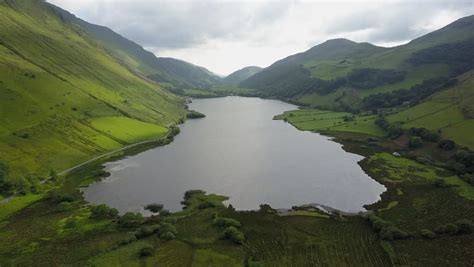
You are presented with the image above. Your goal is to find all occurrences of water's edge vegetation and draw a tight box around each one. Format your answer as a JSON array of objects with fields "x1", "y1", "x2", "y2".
[{"x1": 1, "y1": 97, "x2": 473, "y2": 265}]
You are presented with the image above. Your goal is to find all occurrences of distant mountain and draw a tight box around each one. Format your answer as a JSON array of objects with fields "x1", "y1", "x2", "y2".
[
  {"x1": 49, "y1": 3, "x2": 222, "y2": 89},
  {"x1": 240, "y1": 16, "x2": 474, "y2": 110},
  {"x1": 240, "y1": 39, "x2": 386, "y2": 97},
  {"x1": 223, "y1": 66, "x2": 262, "y2": 85}
]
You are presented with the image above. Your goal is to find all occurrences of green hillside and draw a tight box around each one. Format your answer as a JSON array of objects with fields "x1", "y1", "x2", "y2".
[
  {"x1": 49, "y1": 3, "x2": 222, "y2": 90},
  {"x1": 241, "y1": 16, "x2": 474, "y2": 111},
  {"x1": 222, "y1": 66, "x2": 262, "y2": 85},
  {"x1": 0, "y1": 0, "x2": 186, "y2": 176},
  {"x1": 388, "y1": 71, "x2": 474, "y2": 149}
]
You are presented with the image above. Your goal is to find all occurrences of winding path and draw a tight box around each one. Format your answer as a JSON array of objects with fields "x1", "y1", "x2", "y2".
[{"x1": 0, "y1": 137, "x2": 167, "y2": 205}]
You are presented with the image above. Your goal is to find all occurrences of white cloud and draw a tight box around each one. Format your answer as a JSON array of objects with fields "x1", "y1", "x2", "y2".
[{"x1": 47, "y1": 0, "x2": 474, "y2": 75}]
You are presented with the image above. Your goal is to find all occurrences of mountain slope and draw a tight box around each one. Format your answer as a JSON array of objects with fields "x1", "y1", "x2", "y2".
[
  {"x1": 49, "y1": 3, "x2": 222, "y2": 89},
  {"x1": 223, "y1": 66, "x2": 262, "y2": 84},
  {"x1": 241, "y1": 16, "x2": 474, "y2": 110},
  {"x1": 387, "y1": 71, "x2": 474, "y2": 149},
  {"x1": 0, "y1": 0, "x2": 186, "y2": 176}
]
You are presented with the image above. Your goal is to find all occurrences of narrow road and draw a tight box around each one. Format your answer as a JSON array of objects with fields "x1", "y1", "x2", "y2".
[{"x1": 0, "y1": 137, "x2": 168, "y2": 205}]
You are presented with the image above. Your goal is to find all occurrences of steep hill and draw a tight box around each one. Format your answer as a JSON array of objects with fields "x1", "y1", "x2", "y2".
[
  {"x1": 241, "y1": 16, "x2": 474, "y2": 111},
  {"x1": 49, "y1": 3, "x2": 222, "y2": 89},
  {"x1": 223, "y1": 66, "x2": 262, "y2": 84},
  {"x1": 0, "y1": 0, "x2": 186, "y2": 176}
]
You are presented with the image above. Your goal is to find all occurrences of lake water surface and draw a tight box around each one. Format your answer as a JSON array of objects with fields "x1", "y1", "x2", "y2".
[{"x1": 83, "y1": 97, "x2": 385, "y2": 213}]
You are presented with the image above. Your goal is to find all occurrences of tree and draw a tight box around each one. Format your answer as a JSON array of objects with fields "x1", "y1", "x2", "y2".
[
  {"x1": 0, "y1": 162, "x2": 11, "y2": 193},
  {"x1": 119, "y1": 212, "x2": 144, "y2": 228},
  {"x1": 220, "y1": 226, "x2": 245, "y2": 244},
  {"x1": 90, "y1": 204, "x2": 119, "y2": 219},
  {"x1": 134, "y1": 226, "x2": 154, "y2": 239},
  {"x1": 420, "y1": 229, "x2": 436, "y2": 239},
  {"x1": 438, "y1": 139, "x2": 455, "y2": 150},
  {"x1": 138, "y1": 245, "x2": 154, "y2": 257},
  {"x1": 144, "y1": 203, "x2": 164, "y2": 213},
  {"x1": 408, "y1": 136, "x2": 423, "y2": 149},
  {"x1": 159, "y1": 231, "x2": 176, "y2": 240},
  {"x1": 455, "y1": 219, "x2": 474, "y2": 234}
]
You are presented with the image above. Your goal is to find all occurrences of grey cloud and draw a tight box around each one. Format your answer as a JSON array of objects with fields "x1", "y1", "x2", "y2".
[{"x1": 83, "y1": 1, "x2": 292, "y2": 50}]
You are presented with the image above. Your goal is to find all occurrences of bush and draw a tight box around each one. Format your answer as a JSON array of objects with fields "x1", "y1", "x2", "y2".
[
  {"x1": 379, "y1": 226, "x2": 409, "y2": 240},
  {"x1": 408, "y1": 136, "x2": 423, "y2": 149},
  {"x1": 213, "y1": 217, "x2": 241, "y2": 228},
  {"x1": 144, "y1": 203, "x2": 164, "y2": 213},
  {"x1": 220, "y1": 226, "x2": 245, "y2": 244},
  {"x1": 161, "y1": 216, "x2": 177, "y2": 224},
  {"x1": 368, "y1": 215, "x2": 409, "y2": 240},
  {"x1": 159, "y1": 231, "x2": 176, "y2": 240},
  {"x1": 135, "y1": 227, "x2": 154, "y2": 239},
  {"x1": 138, "y1": 245, "x2": 154, "y2": 257},
  {"x1": 58, "y1": 201, "x2": 74, "y2": 212},
  {"x1": 119, "y1": 233, "x2": 137, "y2": 245},
  {"x1": 159, "y1": 222, "x2": 177, "y2": 235},
  {"x1": 90, "y1": 204, "x2": 119, "y2": 219},
  {"x1": 438, "y1": 139, "x2": 455, "y2": 150},
  {"x1": 197, "y1": 201, "x2": 218, "y2": 209},
  {"x1": 0, "y1": 162, "x2": 11, "y2": 193},
  {"x1": 47, "y1": 192, "x2": 76, "y2": 203},
  {"x1": 455, "y1": 219, "x2": 474, "y2": 234},
  {"x1": 184, "y1": 189, "x2": 205, "y2": 200},
  {"x1": 119, "y1": 212, "x2": 144, "y2": 228},
  {"x1": 420, "y1": 229, "x2": 436, "y2": 239},
  {"x1": 434, "y1": 178, "x2": 449, "y2": 188},
  {"x1": 435, "y1": 223, "x2": 459, "y2": 235},
  {"x1": 160, "y1": 209, "x2": 171, "y2": 216},
  {"x1": 186, "y1": 110, "x2": 206, "y2": 119}
]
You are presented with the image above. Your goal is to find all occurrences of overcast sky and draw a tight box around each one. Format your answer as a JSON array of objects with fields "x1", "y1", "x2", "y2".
[{"x1": 48, "y1": 0, "x2": 474, "y2": 75}]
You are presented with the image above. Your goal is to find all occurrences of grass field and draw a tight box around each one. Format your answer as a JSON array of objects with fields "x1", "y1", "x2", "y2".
[
  {"x1": 0, "y1": 1, "x2": 186, "y2": 177},
  {"x1": 276, "y1": 109, "x2": 385, "y2": 137},
  {"x1": 388, "y1": 72, "x2": 474, "y2": 149},
  {"x1": 89, "y1": 117, "x2": 169, "y2": 144},
  {"x1": 358, "y1": 151, "x2": 474, "y2": 266}
]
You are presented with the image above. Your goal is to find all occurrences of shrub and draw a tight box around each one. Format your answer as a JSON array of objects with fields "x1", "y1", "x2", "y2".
[
  {"x1": 220, "y1": 226, "x2": 245, "y2": 244},
  {"x1": 213, "y1": 217, "x2": 241, "y2": 228},
  {"x1": 434, "y1": 179, "x2": 449, "y2": 188},
  {"x1": 47, "y1": 192, "x2": 76, "y2": 203},
  {"x1": 420, "y1": 229, "x2": 436, "y2": 239},
  {"x1": 144, "y1": 203, "x2": 164, "y2": 213},
  {"x1": 135, "y1": 227, "x2": 154, "y2": 239},
  {"x1": 159, "y1": 222, "x2": 177, "y2": 235},
  {"x1": 368, "y1": 215, "x2": 408, "y2": 240},
  {"x1": 90, "y1": 204, "x2": 119, "y2": 219},
  {"x1": 380, "y1": 226, "x2": 409, "y2": 240},
  {"x1": 160, "y1": 209, "x2": 171, "y2": 216},
  {"x1": 438, "y1": 139, "x2": 455, "y2": 150},
  {"x1": 138, "y1": 244, "x2": 154, "y2": 257},
  {"x1": 408, "y1": 136, "x2": 423, "y2": 149},
  {"x1": 119, "y1": 233, "x2": 137, "y2": 245},
  {"x1": 184, "y1": 189, "x2": 205, "y2": 200},
  {"x1": 159, "y1": 231, "x2": 176, "y2": 240},
  {"x1": 368, "y1": 215, "x2": 392, "y2": 231},
  {"x1": 455, "y1": 219, "x2": 474, "y2": 234},
  {"x1": 58, "y1": 201, "x2": 74, "y2": 212},
  {"x1": 161, "y1": 216, "x2": 177, "y2": 224},
  {"x1": 119, "y1": 212, "x2": 144, "y2": 228},
  {"x1": 435, "y1": 223, "x2": 459, "y2": 235}
]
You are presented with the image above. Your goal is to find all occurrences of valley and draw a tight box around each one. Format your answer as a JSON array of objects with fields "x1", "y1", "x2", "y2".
[{"x1": 0, "y1": 0, "x2": 473, "y2": 266}]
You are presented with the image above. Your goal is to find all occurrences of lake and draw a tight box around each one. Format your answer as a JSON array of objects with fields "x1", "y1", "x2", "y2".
[{"x1": 83, "y1": 97, "x2": 385, "y2": 213}]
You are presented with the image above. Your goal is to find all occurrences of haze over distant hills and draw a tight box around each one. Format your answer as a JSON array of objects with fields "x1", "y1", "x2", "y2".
[{"x1": 222, "y1": 66, "x2": 262, "y2": 85}]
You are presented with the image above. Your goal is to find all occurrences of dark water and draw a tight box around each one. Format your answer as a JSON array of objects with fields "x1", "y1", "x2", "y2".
[{"x1": 83, "y1": 97, "x2": 385, "y2": 213}]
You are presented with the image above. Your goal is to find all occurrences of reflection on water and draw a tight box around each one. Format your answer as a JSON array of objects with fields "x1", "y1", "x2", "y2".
[{"x1": 83, "y1": 97, "x2": 385, "y2": 213}]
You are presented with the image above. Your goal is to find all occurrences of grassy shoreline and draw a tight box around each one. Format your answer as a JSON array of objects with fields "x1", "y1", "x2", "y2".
[{"x1": 1, "y1": 101, "x2": 474, "y2": 265}]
